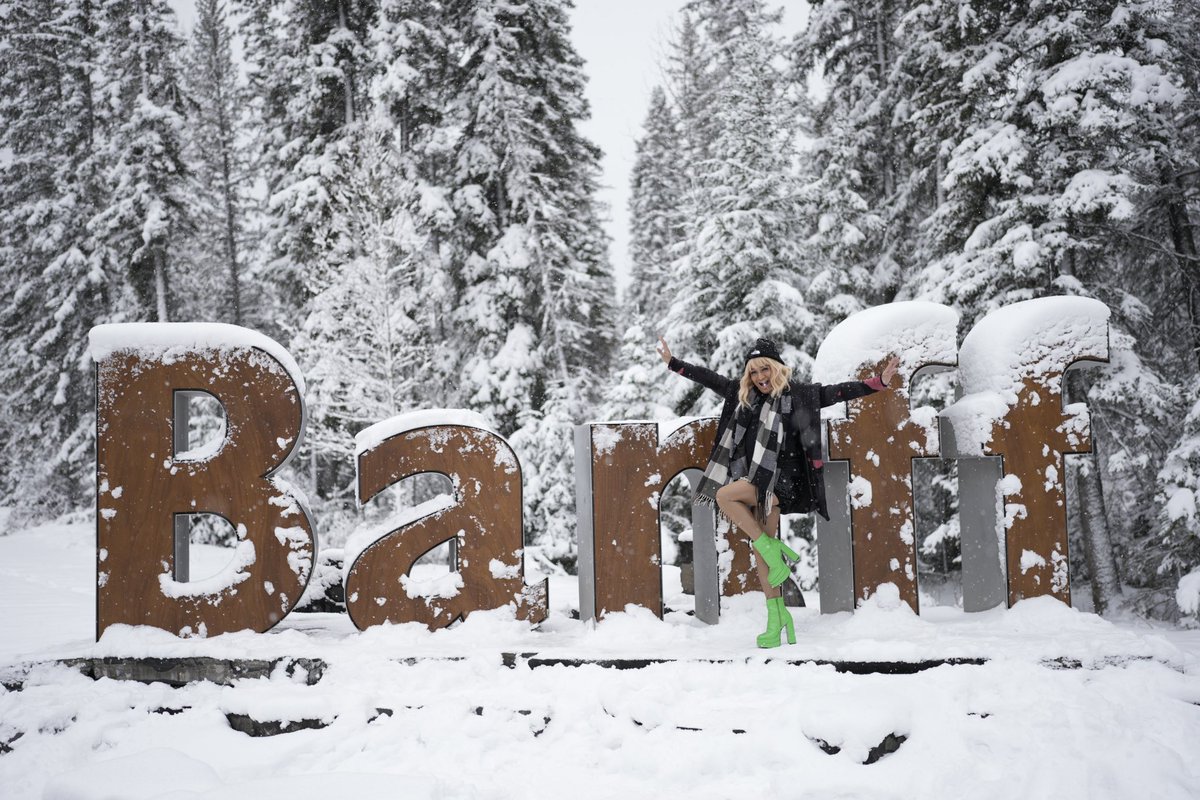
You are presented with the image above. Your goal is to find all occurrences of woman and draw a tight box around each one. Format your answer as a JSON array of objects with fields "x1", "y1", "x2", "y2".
[{"x1": 657, "y1": 336, "x2": 897, "y2": 648}]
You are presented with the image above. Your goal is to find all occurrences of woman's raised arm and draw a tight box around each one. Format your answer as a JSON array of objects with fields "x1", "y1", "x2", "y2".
[
  {"x1": 657, "y1": 337, "x2": 734, "y2": 396},
  {"x1": 656, "y1": 337, "x2": 673, "y2": 365},
  {"x1": 818, "y1": 356, "x2": 899, "y2": 407}
]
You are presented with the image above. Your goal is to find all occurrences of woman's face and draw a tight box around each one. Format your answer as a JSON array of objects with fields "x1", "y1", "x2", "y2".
[{"x1": 748, "y1": 361, "x2": 773, "y2": 393}]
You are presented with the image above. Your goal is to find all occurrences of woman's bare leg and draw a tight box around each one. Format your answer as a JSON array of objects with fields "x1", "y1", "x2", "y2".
[
  {"x1": 715, "y1": 480, "x2": 765, "y2": 539},
  {"x1": 717, "y1": 481, "x2": 783, "y2": 597}
]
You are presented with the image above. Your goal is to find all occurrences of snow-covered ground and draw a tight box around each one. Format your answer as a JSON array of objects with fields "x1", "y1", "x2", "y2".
[{"x1": 3, "y1": 521, "x2": 1200, "y2": 799}]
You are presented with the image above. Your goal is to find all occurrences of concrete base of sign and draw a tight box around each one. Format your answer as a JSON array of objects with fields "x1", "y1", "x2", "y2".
[
  {"x1": 0, "y1": 656, "x2": 327, "y2": 688},
  {"x1": 3, "y1": 652, "x2": 1163, "y2": 696}
]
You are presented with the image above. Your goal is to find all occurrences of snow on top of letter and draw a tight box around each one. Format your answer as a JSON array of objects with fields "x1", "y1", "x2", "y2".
[
  {"x1": 88, "y1": 322, "x2": 305, "y2": 395},
  {"x1": 943, "y1": 296, "x2": 1110, "y2": 455},
  {"x1": 813, "y1": 301, "x2": 960, "y2": 387},
  {"x1": 354, "y1": 409, "x2": 499, "y2": 456}
]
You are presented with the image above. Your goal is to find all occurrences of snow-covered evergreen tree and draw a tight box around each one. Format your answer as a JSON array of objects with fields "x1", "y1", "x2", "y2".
[
  {"x1": 89, "y1": 0, "x2": 191, "y2": 321},
  {"x1": 794, "y1": 102, "x2": 885, "y2": 344},
  {"x1": 598, "y1": 322, "x2": 675, "y2": 422},
  {"x1": 794, "y1": 0, "x2": 905, "y2": 342},
  {"x1": 906, "y1": 1, "x2": 1184, "y2": 321},
  {"x1": 238, "y1": 0, "x2": 377, "y2": 313},
  {"x1": 368, "y1": 0, "x2": 458, "y2": 403},
  {"x1": 625, "y1": 87, "x2": 686, "y2": 329},
  {"x1": 1150, "y1": 0, "x2": 1200, "y2": 621},
  {"x1": 1159, "y1": 397, "x2": 1200, "y2": 624},
  {"x1": 664, "y1": 18, "x2": 814, "y2": 414},
  {"x1": 238, "y1": 0, "x2": 380, "y2": 530},
  {"x1": 665, "y1": 0, "x2": 786, "y2": 237},
  {"x1": 179, "y1": 0, "x2": 251, "y2": 324},
  {"x1": 656, "y1": 1, "x2": 783, "y2": 295},
  {"x1": 0, "y1": 0, "x2": 117, "y2": 519},
  {"x1": 599, "y1": 86, "x2": 686, "y2": 422},
  {"x1": 663, "y1": 11, "x2": 721, "y2": 189},
  {"x1": 445, "y1": 0, "x2": 543, "y2": 433},
  {"x1": 285, "y1": 0, "x2": 460, "y2": 545},
  {"x1": 444, "y1": 0, "x2": 616, "y2": 565},
  {"x1": 287, "y1": 157, "x2": 428, "y2": 543},
  {"x1": 895, "y1": 0, "x2": 1195, "y2": 612}
]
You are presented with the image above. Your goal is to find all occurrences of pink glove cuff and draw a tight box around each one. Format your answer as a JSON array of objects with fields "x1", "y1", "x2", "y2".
[{"x1": 865, "y1": 376, "x2": 887, "y2": 391}]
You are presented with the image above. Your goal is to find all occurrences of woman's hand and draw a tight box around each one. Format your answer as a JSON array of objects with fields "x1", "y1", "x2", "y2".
[
  {"x1": 656, "y1": 337, "x2": 673, "y2": 365},
  {"x1": 881, "y1": 356, "x2": 900, "y2": 387}
]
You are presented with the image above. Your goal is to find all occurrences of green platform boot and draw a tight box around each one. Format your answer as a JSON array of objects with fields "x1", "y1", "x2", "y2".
[
  {"x1": 752, "y1": 534, "x2": 801, "y2": 588},
  {"x1": 757, "y1": 596, "x2": 796, "y2": 649}
]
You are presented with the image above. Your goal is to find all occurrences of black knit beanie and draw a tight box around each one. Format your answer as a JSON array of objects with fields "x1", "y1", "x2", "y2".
[{"x1": 744, "y1": 338, "x2": 785, "y2": 366}]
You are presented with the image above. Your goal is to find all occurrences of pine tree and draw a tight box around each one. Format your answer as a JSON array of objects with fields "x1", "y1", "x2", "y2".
[
  {"x1": 444, "y1": 0, "x2": 617, "y2": 565},
  {"x1": 794, "y1": 0, "x2": 906, "y2": 343},
  {"x1": 0, "y1": 0, "x2": 123, "y2": 519},
  {"x1": 0, "y1": 0, "x2": 191, "y2": 519},
  {"x1": 663, "y1": 18, "x2": 813, "y2": 413},
  {"x1": 238, "y1": 0, "x2": 378, "y2": 313},
  {"x1": 599, "y1": 88, "x2": 685, "y2": 423},
  {"x1": 90, "y1": 0, "x2": 191, "y2": 322},
  {"x1": 896, "y1": 0, "x2": 1195, "y2": 613},
  {"x1": 179, "y1": 0, "x2": 251, "y2": 324},
  {"x1": 678, "y1": 0, "x2": 785, "y2": 151},
  {"x1": 663, "y1": 10, "x2": 721, "y2": 190},
  {"x1": 286, "y1": 156, "x2": 427, "y2": 544},
  {"x1": 905, "y1": 1, "x2": 1185, "y2": 321},
  {"x1": 238, "y1": 0, "x2": 380, "y2": 530},
  {"x1": 1159, "y1": 396, "x2": 1200, "y2": 623},
  {"x1": 795, "y1": 102, "x2": 884, "y2": 343},
  {"x1": 625, "y1": 86, "x2": 687, "y2": 328},
  {"x1": 285, "y1": 0, "x2": 459, "y2": 545},
  {"x1": 369, "y1": 0, "x2": 459, "y2": 404},
  {"x1": 1151, "y1": 0, "x2": 1200, "y2": 621}
]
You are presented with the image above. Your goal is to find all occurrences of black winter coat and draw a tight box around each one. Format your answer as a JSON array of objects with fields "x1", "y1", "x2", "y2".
[{"x1": 668, "y1": 356, "x2": 881, "y2": 520}]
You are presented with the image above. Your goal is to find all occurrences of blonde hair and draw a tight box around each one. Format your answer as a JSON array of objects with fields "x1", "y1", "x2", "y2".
[{"x1": 739, "y1": 357, "x2": 792, "y2": 408}]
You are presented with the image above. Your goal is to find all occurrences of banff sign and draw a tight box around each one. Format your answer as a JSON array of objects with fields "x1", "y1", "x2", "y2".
[{"x1": 90, "y1": 297, "x2": 1110, "y2": 639}]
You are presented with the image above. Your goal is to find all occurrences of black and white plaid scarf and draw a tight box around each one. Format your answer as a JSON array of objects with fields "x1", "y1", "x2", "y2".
[{"x1": 695, "y1": 392, "x2": 791, "y2": 526}]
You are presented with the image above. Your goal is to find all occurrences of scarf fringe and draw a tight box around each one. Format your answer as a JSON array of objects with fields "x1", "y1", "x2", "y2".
[
  {"x1": 693, "y1": 489, "x2": 767, "y2": 533},
  {"x1": 693, "y1": 493, "x2": 739, "y2": 532}
]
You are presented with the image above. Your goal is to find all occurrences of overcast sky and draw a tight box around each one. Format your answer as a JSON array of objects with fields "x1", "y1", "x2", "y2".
[
  {"x1": 569, "y1": 0, "x2": 696, "y2": 293},
  {"x1": 167, "y1": 1, "x2": 808, "y2": 294},
  {"x1": 570, "y1": 1, "x2": 808, "y2": 293}
]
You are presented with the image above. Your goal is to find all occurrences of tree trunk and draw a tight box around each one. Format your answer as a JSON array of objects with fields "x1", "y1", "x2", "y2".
[
  {"x1": 495, "y1": 173, "x2": 508, "y2": 230},
  {"x1": 1163, "y1": 165, "x2": 1200, "y2": 370},
  {"x1": 338, "y1": 0, "x2": 355, "y2": 126},
  {"x1": 220, "y1": 145, "x2": 242, "y2": 324},
  {"x1": 874, "y1": 0, "x2": 894, "y2": 200},
  {"x1": 1073, "y1": 448, "x2": 1123, "y2": 614},
  {"x1": 1066, "y1": 371, "x2": 1123, "y2": 614},
  {"x1": 154, "y1": 251, "x2": 169, "y2": 321}
]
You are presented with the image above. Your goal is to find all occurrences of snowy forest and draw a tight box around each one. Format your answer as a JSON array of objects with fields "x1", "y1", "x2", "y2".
[{"x1": 2, "y1": 0, "x2": 1200, "y2": 624}]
